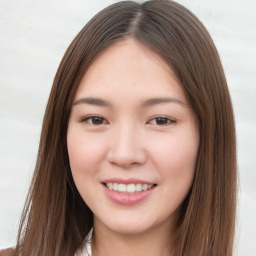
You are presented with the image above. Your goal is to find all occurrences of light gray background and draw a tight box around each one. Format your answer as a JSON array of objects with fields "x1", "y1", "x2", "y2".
[{"x1": 0, "y1": 0, "x2": 255, "y2": 255}]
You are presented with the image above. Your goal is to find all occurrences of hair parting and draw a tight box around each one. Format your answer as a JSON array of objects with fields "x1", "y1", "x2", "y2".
[{"x1": 14, "y1": 1, "x2": 237, "y2": 255}]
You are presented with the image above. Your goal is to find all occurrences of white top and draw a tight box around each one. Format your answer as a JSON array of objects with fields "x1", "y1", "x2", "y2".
[
  {"x1": 75, "y1": 244, "x2": 91, "y2": 256},
  {"x1": 74, "y1": 230, "x2": 92, "y2": 256}
]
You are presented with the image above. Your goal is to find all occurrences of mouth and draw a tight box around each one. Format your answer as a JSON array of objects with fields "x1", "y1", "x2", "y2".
[
  {"x1": 102, "y1": 179, "x2": 157, "y2": 205},
  {"x1": 103, "y1": 182, "x2": 157, "y2": 194}
]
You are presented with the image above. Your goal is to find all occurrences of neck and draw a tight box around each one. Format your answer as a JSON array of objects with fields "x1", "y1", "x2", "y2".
[{"x1": 91, "y1": 218, "x2": 176, "y2": 256}]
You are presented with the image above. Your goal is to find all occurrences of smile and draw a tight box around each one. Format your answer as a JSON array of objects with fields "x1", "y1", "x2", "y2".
[
  {"x1": 105, "y1": 183, "x2": 154, "y2": 193},
  {"x1": 102, "y1": 179, "x2": 157, "y2": 205}
]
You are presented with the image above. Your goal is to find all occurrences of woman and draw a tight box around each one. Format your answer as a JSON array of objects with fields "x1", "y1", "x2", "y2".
[{"x1": 1, "y1": 0, "x2": 237, "y2": 255}]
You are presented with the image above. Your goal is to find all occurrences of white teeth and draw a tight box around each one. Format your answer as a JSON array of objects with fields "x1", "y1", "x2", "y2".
[
  {"x1": 119, "y1": 184, "x2": 126, "y2": 192},
  {"x1": 127, "y1": 184, "x2": 135, "y2": 193},
  {"x1": 142, "y1": 184, "x2": 148, "y2": 191},
  {"x1": 106, "y1": 183, "x2": 154, "y2": 193},
  {"x1": 113, "y1": 183, "x2": 118, "y2": 191},
  {"x1": 108, "y1": 183, "x2": 113, "y2": 190},
  {"x1": 135, "y1": 184, "x2": 142, "y2": 192}
]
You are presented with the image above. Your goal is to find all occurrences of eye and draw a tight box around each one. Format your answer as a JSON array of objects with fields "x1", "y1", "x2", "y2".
[
  {"x1": 149, "y1": 117, "x2": 176, "y2": 125},
  {"x1": 82, "y1": 116, "x2": 108, "y2": 125}
]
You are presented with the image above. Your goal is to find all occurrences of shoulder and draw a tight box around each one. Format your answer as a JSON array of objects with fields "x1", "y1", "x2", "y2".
[{"x1": 0, "y1": 248, "x2": 15, "y2": 256}]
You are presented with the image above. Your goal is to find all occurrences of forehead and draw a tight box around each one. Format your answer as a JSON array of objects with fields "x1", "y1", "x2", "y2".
[{"x1": 75, "y1": 38, "x2": 187, "y2": 105}]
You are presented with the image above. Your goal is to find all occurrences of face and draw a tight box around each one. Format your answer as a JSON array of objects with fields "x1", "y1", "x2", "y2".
[{"x1": 67, "y1": 38, "x2": 199, "y2": 236}]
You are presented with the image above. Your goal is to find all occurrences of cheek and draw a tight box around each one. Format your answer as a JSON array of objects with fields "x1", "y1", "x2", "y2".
[
  {"x1": 67, "y1": 130, "x2": 106, "y2": 178},
  {"x1": 150, "y1": 128, "x2": 199, "y2": 186},
  {"x1": 150, "y1": 131, "x2": 199, "y2": 216},
  {"x1": 67, "y1": 130, "x2": 108, "y2": 206}
]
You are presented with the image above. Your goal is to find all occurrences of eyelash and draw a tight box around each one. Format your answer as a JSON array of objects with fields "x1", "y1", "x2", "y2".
[
  {"x1": 81, "y1": 116, "x2": 176, "y2": 126},
  {"x1": 81, "y1": 116, "x2": 108, "y2": 125},
  {"x1": 148, "y1": 116, "x2": 176, "y2": 125}
]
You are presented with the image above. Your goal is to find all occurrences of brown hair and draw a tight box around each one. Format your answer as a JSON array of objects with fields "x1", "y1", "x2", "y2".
[{"x1": 15, "y1": 1, "x2": 237, "y2": 255}]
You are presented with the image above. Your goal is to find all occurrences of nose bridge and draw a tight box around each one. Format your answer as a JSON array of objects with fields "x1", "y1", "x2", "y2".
[{"x1": 107, "y1": 120, "x2": 146, "y2": 166}]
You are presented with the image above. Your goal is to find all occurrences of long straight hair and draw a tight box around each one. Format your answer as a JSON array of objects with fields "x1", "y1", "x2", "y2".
[{"x1": 15, "y1": 1, "x2": 237, "y2": 255}]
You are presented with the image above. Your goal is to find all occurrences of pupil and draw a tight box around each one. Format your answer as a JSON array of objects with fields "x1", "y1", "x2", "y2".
[
  {"x1": 92, "y1": 117, "x2": 103, "y2": 124},
  {"x1": 156, "y1": 117, "x2": 168, "y2": 125}
]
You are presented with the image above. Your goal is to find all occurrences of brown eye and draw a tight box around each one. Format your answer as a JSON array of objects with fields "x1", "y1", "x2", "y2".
[
  {"x1": 155, "y1": 117, "x2": 168, "y2": 125},
  {"x1": 149, "y1": 117, "x2": 176, "y2": 125},
  {"x1": 83, "y1": 116, "x2": 108, "y2": 125}
]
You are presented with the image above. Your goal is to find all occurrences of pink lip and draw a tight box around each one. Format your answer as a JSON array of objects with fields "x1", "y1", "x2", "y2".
[
  {"x1": 102, "y1": 179, "x2": 156, "y2": 206},
  {"x1": 102, "y1": 178, "x2": 154, "y2": 185}
]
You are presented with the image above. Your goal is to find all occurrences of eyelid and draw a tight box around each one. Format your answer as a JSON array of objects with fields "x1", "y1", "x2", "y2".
[
  {"x1": 80, "y1": 115, "x2": 109, "y2": 125},
  {"x1": 147, "y1": 116, "x2": 176, "y2": 125},
  {"x1": 79, "y1": 115, "x2": 176, "y2": 126}
]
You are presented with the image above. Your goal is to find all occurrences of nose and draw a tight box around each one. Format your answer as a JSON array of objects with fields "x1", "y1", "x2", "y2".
[{"x1": 106, "y1": 123, "x2": 147, "y2": 168}]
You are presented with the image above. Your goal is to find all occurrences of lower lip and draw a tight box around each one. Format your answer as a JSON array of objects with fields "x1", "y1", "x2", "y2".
[{"x1": 103, "y1": 185, "x2": 155, "y2": 205}]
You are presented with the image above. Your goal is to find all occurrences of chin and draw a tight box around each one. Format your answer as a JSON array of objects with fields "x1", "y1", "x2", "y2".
[
  {"x1": 94, "y1": 211, "x2": 175, "y2": 237},
  {"x1": 111, "y1": 222, "x2": 150, "y2": 235}
]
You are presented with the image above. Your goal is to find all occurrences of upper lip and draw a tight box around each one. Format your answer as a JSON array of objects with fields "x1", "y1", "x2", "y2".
[{"x1": 102, "y1": 178, "x2": 156, "y2": 185}]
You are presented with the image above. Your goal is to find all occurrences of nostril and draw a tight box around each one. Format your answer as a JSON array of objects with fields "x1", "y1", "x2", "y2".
[{"x1": 107, "y1": 149, "x2": 147, "y2": 168}]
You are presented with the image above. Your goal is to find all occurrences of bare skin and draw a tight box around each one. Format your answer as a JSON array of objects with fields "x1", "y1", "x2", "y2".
[{"x1": 68, "y1": 38, "x2": 199, "y2": 256}]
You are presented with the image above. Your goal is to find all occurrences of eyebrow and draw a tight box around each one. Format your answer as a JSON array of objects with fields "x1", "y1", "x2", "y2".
[
  {"x1": 142, "y1": 97, "x2": 186, "y2": 107},
  {"x1": 73, "y1": 97, "x2": 111, "y2": 107},
  {"x1": 73, "y1": 97, "x2": 186, "y2": 107}
]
